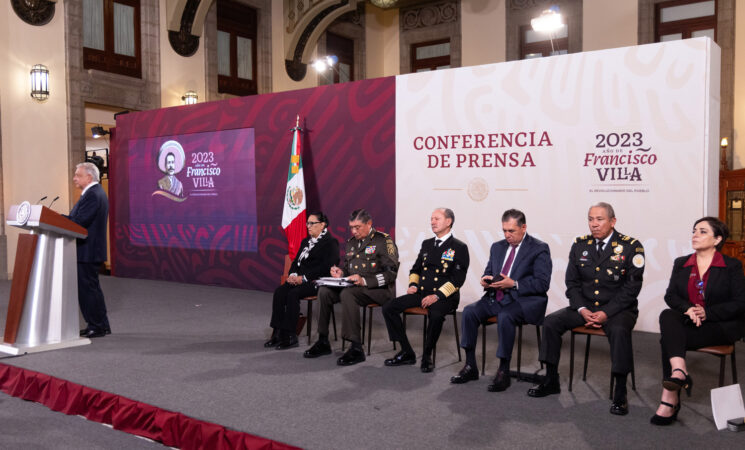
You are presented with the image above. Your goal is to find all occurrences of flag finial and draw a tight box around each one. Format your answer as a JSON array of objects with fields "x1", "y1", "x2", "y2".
[{"x1": 296, "y1": 115, "x2": 299, "y2": 127}]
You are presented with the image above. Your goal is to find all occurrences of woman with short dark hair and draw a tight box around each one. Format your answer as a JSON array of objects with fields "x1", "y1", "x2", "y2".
[
  {"x1": 265, "y1": 212, "x2": 339, "y2": 350},
  {"x1": 651, "y1": 217, "x2": 745, "y2": 425}
]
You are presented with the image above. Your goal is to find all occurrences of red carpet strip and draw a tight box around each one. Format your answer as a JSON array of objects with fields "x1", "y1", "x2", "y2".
[{"x1": 0, "y1": 363, "x2": 297, "y2": 450}]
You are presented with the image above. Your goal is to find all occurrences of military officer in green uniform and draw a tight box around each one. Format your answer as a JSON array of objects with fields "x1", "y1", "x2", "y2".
[
  {"x1": 304, "y1": 208, "x2": 399, "y2": 366},
  {"x1": 528, "y1": 202, "x2": 644, "y2": 417}
]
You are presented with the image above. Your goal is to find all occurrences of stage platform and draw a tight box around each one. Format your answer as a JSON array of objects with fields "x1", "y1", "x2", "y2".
[{"x1": 1, "y1": 276, "x2": 743, "y2": 449}]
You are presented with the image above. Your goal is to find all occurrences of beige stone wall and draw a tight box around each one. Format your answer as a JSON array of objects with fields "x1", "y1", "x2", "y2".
[
  {"x1": 0, "y1": 2, "x2": 70, "y2": 278},
  {"x1": 583, "y1": 0, "x2": 637, "y2": 52},
  {"x1": 461, "y1": 0, "x2": 506, "y2": 65},
  {"x1": 365, "y1": 4, "x2": 399, "y2": 79},
  {"x1": 271, "y1": 1, "x2": 317, "y2": 92},
  {"x1": 734, "y1": 2, "x2": 745, "y2": 168}
]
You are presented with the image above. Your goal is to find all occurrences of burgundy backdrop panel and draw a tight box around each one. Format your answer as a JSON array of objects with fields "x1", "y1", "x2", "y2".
[{"x1": 111, "y1": 77, "x2": 396, "y2": 291}]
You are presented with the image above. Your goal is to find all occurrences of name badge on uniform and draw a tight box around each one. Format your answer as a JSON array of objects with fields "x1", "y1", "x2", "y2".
[
  {"x1": 441, "y1": 248, "x2": 455, "y2": 261},
  {"x1": 365, "y1": 246, "x2": 376, "y2": 254}
]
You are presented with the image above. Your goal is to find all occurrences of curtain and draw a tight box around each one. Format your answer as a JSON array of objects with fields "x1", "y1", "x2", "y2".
[
  {"x1": 83, "y1": 0, "x2": 105, "y2": 50},
  {"x1": 218, "y1": 31, "x2": 231, "y2": 76},
  {"x1": 114, "y1": 2, "x2": 136, "y2": 56},
  {"x1": 237, "y1": 36, "x2": 254, "y2": 80}
]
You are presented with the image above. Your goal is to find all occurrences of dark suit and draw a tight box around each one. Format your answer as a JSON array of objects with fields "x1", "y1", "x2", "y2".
[
  {"x1": 383, "y1": 235, "x2": 470, "y2": 355},
  {"x1": 271, "y1": 232, "x2": 340, "y2": 333},
  {"x1": 659, "y1": 253, "x2": 745, "y2": 376},
  {"x1": 539, "y1": 230, "x2": 644, "y2": 375},
  {"x1": 69, "y1": 183, "x2": 110, "y2": 332},
  {"x1": 460, "y1": 234, "x2": 552, "y2": 362}
]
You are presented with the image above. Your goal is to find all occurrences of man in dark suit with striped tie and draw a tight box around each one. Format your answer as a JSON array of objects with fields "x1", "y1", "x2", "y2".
[
  {"x1": 69, "y1": 162, "x2": 111, "y2": 338},
  {"x1": 451, "y1": 209, "x2": 552, "y2": 392}
]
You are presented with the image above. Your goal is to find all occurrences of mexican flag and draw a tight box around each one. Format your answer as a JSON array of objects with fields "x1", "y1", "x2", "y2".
[{"x1": 281, "y1": 116, "x2": 307, "y2": 259}]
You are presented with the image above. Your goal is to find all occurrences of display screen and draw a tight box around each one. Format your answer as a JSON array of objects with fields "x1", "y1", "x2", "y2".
[{"x1": 127, "y1": 128, "x2": 258, "y2": 252}]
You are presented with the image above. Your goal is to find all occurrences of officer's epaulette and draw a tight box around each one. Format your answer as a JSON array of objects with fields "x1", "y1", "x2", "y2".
[
  {"x1": 618, "y1": 233, "x2": 637, "y2": 245},
  {"x1": 574, "y1": 234, "x2": 590, "y2": 243},
  {"x1": 378, "y1": 231, "x2": 390, "y2": 238}
]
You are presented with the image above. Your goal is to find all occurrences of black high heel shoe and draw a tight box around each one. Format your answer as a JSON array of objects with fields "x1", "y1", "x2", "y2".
[
  {"x1": 662, "y1": 368, "x2": 693, "y2": 397},
  {"x1": 650, "y1": 396, "x2": 681, "y2": 426}
]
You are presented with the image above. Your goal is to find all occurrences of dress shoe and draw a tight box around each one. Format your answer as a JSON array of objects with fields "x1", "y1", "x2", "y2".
[
  {"x1": 303, "y1": 340, "x2": 332, "y2": 358},
  {"x1": 82, "y1": 327, "x2": 112, "y2": 336},
  {"x1": 384, "y1": 350, "x2": 416, "y2": 366},
  {"x1": 420, "y1": 355, "x2": 434, "y2": 373},
  {"x1": 276, "y1": 335, "x2": 298, "y2": 350},
  {"x1": 662, "y1": 368, "x2": 693, "y2": 397},
  {"x1": 610, "y1": 395, "x2": 629, "y2": 416},
  {"x1": 81, "y1": 328, "x2": 106, "y2": 338},
  {"x1": 527, "y1": 379, "x2": 561, "y2": 397},
  {"x1": 337, "y1": 347, "x2": 366, "y2": 366},
  {"x1": 650, "y1": 397, "x2": 681, "y2": 426},
  {"x1": 487, "y1": 370, "x2": 511, "y2": 392},
  {"x1": 450, "y1": 365, "x2": 479, "y2": 384},
  {"x1": 264, "y1": 336, "x2": 281, "y2": 348}
]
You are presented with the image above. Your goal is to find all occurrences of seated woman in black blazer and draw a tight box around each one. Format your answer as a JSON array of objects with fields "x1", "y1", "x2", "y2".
[
  {"x1": 651, "y1": 217, "x2": 745, "y2": 425},
  {"x1": 265, "y1": 212, "x2": 339, "y2": 350}
]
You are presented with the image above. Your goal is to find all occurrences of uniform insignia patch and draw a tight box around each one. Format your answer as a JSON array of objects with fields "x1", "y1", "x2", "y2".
[
  {"x1": 441, "y1": 249, "x2": 455, "y2": 261},
  {"x1": 582, "y1": 250, "x2": 588, "y2": 256},
  {"x1": 635, "y1": 248, "x2": 644, "y2": 253},
  {"x1": 365, "y1": 245, "x2": 376, "y2": 254},
  {"x1": 614, "y1": 245, "x2": 623, "y2": 254},
  {"x1": 632, "y1": 254, "x2": 645, "y2": 268}
]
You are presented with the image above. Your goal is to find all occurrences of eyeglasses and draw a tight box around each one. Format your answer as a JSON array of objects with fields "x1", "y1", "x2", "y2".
[{"x1": 306, "y1": 221, "x2": 321, "y2": 226}]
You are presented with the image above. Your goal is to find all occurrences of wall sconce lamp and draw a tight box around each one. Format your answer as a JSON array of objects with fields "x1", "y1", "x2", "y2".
[
  {"x1": 182, "y1": 91, "x2": 198, "y2": 105},
  {"x1": 720, "y1": 137, "x2": 729, "y2": 171},
  {"x1": 91, "y1": 126, "x2": 110, "y2": 139},
  {"x1": 30, "y1": 64, "x2": 50, "y2": 101},
  {"x1": 531, "y1": 6, "x2": 563, "y2": 52},
  {"x1": 311, "y1": 55, "x2": 339, "y2": 73}
]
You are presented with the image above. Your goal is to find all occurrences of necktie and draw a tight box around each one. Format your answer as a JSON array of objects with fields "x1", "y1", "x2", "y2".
[
  {"x1": 435, "y1": 239, "x2": 442, "y2": 248},
  {"x1": 496, "y1": 245, "x2": 517, "y2": 302},
  {"x1": 597, "y1": 241, "x2": 605, "y2": 253}
]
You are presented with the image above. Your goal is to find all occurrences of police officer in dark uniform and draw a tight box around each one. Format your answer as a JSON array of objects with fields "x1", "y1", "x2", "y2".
[
  {"x1": 382, "y1": 208, "x2": 469, "y2": 373},
  {"x1": 528, "y1": 202, "x2": 644, "y2": 416},
  {"x1": 304, "y1": 209, "x2": 399, "y2": 366}
]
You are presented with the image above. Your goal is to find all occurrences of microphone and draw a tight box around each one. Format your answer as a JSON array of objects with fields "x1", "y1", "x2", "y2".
[
  {"x1": 48, "y1": 196, "x2": 60, "y2": 209},
  {"x1": 36, "y1": 195, "x2": 48, "y2": 204}
]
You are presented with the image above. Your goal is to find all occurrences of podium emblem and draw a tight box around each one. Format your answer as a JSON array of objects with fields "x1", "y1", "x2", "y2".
[{"x1": 16, "y1": 201, "x2": 31, "y2": 225}]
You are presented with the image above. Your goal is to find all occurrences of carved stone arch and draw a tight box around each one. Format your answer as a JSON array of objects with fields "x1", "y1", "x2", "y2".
[
  {"x1": 284, "y1": 0, "x2": 363, "y2": 81},
  {"x1": 167, "y1": 0, "x2": 216, "y2": 56}
]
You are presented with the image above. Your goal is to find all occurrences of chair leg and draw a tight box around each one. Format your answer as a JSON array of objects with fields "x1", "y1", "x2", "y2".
[
  {"x1": 453, "y1": 312, "x2": 461, "y2": 362},
  {"x1": 362, "y1": 307, "x2": 367, "y2": 343},
  {"x1": 536, "y1": 326, "x2": 544, "y2": 370},
  {"x1": 719, "y1": 355, "x2": 726, "y2": 387},
  {"x1": 481, "y1": 324, "x2": 487, "y2": 376},
  {"x1": 305, "y1": 301, "x2": 313, "y2": 345},
  {"x1": 331, "y1": 307, "x2": 338, "y2": 341},
  {"x1": 569, "y1": 332, "x2": 575, "y2": 392},
  {"x1": 516, "y1": 324, "x2": 523, "y2": 375},
  {"x1": 732, "y1": 349, "x2": 738, "y2": 384},
  {"x1": 582, "y1": 335, "x2": 592, "y2": 381},
  {"x1": 367, "y1": 307, "x2": 373, "y2": 356}
]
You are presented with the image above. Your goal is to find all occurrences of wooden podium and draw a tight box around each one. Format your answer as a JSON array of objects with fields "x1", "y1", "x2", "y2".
[{"x1": 0, "y1": 203, "x2": 92, "y2": 355}]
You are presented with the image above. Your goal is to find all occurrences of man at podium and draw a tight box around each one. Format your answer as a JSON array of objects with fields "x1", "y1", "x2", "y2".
[{"x1": 69, "y1": 162, "x2": 111, "y2": 338}]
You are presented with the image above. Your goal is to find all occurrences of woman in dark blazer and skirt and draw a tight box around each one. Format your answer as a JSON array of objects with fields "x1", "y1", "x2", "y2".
[
  {"x1": 651, "y1": 217, "x2": 745, "y2": 425},
  {"x1": 265, "y1": 212, "x2": 339, "y2": 350}
]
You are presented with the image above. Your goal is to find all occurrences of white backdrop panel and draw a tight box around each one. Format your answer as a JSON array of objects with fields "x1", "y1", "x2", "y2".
[{"x1": 395, "y1": 38, "x2": 720, "y2": 333}]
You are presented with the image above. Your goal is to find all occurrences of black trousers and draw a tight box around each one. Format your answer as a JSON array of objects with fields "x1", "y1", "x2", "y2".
[
  {"x1": 77, "y1": 262, "x2": 109, "y2": 332},
  {"x1": 382, "y1": 293, "x2": 458, "y2": 355},
  {"x1": 658, "y1": 308, "x2": 734, "y2": 377},
  {"x1": 270, "y1": 282, "x2": 317, "y2": 333},
  {"x1": 539, "y1": 307, "x2": 637, "y2": 375}
]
